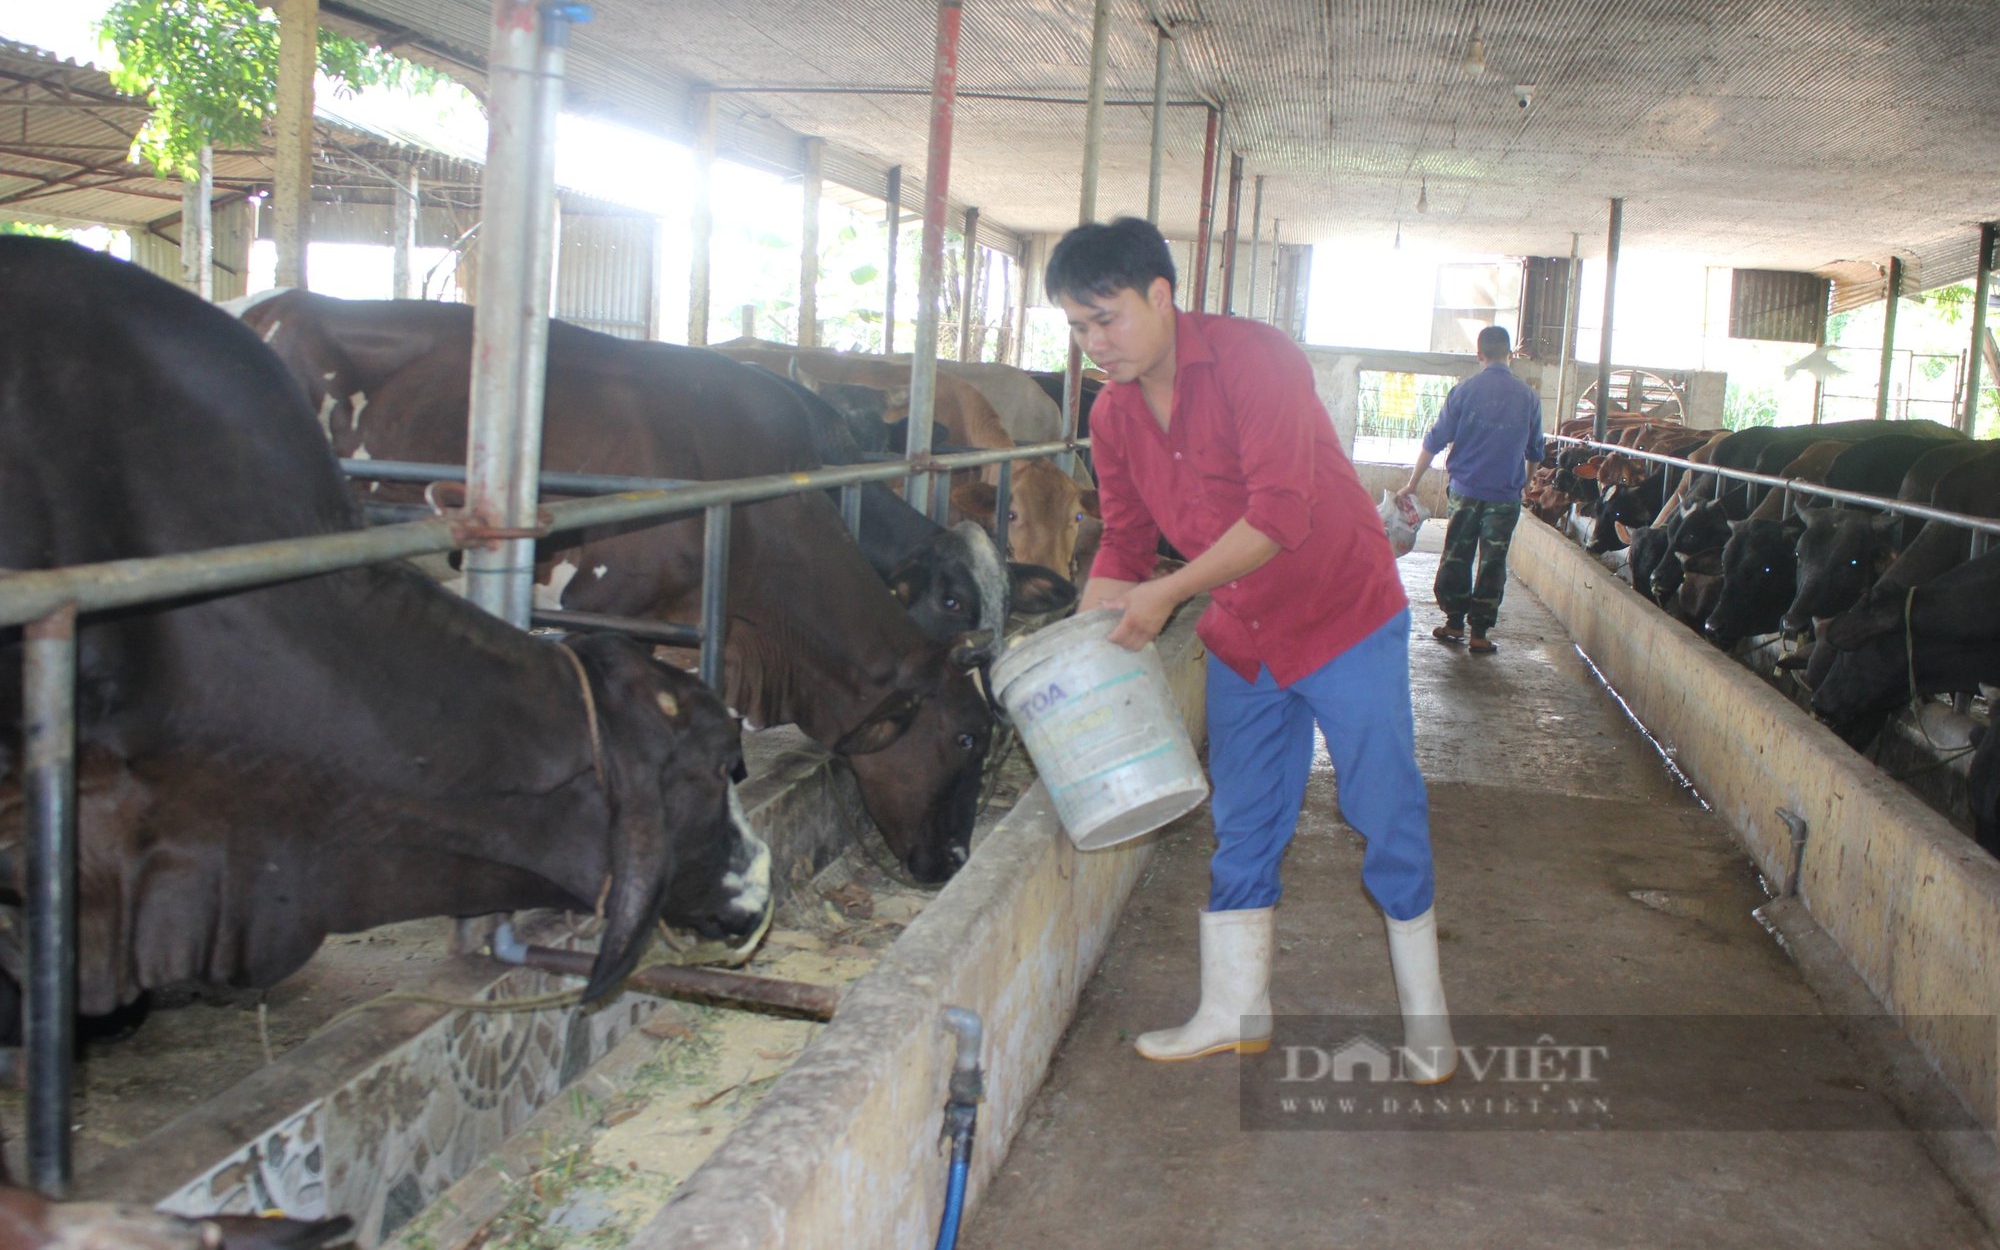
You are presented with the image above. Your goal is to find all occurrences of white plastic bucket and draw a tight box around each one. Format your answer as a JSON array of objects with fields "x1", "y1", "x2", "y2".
[{"x1": 989, "y1": 608, "x2": 1209, "y2": 850}]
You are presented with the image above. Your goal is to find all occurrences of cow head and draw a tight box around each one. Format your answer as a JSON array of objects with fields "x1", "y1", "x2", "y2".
[
  {"x1": 1781, "y1": 507, "x2": 1902, "y2": 636},
  {"x1": 1625, "y1": 525, "x2": 1674, "y2": 603},
  {"x1": 953, "y1": 464, "x2": 1098, "y2": 578},
  {"x1": 887, "y1": 521, "x2": 1077, "y2": 644},
  {"x1": 1702, "y1": 518, "x2": 1802, "y2": 650},
  {"x1": 1672, "y1": 499, "x2": 1732, "y2": 556},
  {"x1": 830, "y1": 643, "x2": 993, "y2": 885},
  {"x1": 567, "y1": 634, "x2": 771, "y2": 1001}
]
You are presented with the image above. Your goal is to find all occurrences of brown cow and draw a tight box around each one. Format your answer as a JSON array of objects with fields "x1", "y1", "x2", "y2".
[
  {"x1": 713, "y1": 341, "x2": 1095, "y2": 576},
  {"x1": 238, "y1": 292, "x2": 995, "y2": 884}
]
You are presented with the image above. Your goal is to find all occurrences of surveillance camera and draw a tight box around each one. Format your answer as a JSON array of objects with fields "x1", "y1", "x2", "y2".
[{"x1": 1514, "y1": 84, "x2": 1535, "y2": 110}]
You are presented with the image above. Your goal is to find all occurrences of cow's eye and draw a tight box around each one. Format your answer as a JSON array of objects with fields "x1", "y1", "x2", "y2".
[
  {"x1": 1849, "y1": 558, "x2": 1859, "y2": 566},
  {"x1": 955, "y1": 733, "x2": 977, "y2": 750},
  {"x1": 942, "y1": 595, "x2": 962, "y2": 611},
  {"x1": 1075, "y1": 512, "x2": 1087, "y2": 522},
  {"x1": 1007, "y1": 510, "x2": 1019, "y2": 523}
]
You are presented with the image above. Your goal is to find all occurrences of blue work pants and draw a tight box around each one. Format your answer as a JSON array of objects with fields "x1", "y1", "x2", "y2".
[{"x1": 1204, "y1": 608, "x2": 1435, "y2": 920}]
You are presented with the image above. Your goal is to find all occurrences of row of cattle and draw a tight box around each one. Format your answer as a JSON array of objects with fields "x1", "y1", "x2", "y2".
[
  {"x1": 1531, "y1": 414, "x2": 2000, "y2": 856},
  {"x1": 0, "y1": 238, "x2": 1085, "y2": 1036}
]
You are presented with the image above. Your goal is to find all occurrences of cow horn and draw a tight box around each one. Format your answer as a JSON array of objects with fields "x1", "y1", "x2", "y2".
[{"x1": 948, "y1": 628, "x2": 997, "y2": 670}]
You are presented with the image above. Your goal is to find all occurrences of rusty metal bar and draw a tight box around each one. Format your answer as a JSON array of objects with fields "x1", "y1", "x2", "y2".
[
  {"x1": 1191, "y1": 107, "x2": 1218, "y2": 312},
  {"x1": 1877, "y1": 255, "x2": 1904, "y2": 422},
  {"x1": 507, "y1": 940, "x2": 840, "y2": 1020},
  {"x1": 1221, "y1": 152, "x2": 1243, "y2": 314},
  {"x1": 905, "y1": 0, "x2": 961, "y2": 518},
  {"x1": 1147, "y1": 22, "x2": 1170, "y2": 223}
]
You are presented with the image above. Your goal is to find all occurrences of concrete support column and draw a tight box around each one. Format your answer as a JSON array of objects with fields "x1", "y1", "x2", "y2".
[
  {"x1": 391, "y1": 160, "x2": 420, "y2": 299},
  {"x1": 1595, "y1": 197, "x2": 1623, "y2": 442},
  {"x1": 1876, "y1": 255, "x2": 1904, "y2": 422},
  {"x1": 799, "y1": 137, "x2": 823, "y2": 346},
  {"x1": 688, "y1": 92, "x2": 716, "y2": 347},
  {"x1": 273, "y1": 0, "x2": 317, "y2": 289},
  {"x1": 180, "y1": 143, "x2": 212, "y2": 299}
]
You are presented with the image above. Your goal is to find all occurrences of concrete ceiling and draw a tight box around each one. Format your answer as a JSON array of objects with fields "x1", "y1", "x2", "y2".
[{"x1": 257, "y1": 2, "x2": 2000, "y2": 276}]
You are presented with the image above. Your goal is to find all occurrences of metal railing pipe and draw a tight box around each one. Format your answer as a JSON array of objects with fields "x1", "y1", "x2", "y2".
[
  {"x1": 343, "y1": 459, "x2": 693, "y2": 496},
  {"x1": 1548, "y1": 433, "x2": 2000, "y2": 538},
  {"x1": 839, "y1": 482, "x2": 864, "y2": 538},
  {"x1": 1, "y1": 442, "x2": 1088, "y2": 628},
  {"x1": 23, "y1": 605, "x2": 77, "y2": 1197},
  {"x1": 700, "y1": 504, "x2": 732, "y2": 690},
  {"x1": 531, "y1": 608, "x2": 701, "y2": 647}
]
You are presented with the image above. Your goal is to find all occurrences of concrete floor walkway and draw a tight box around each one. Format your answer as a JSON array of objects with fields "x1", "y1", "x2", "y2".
[{"x1": 964, "y1": 529, "x2": 1995, "y2": 1249}]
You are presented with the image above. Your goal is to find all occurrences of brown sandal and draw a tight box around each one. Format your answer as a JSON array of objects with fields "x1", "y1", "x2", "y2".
[
  {"x1": 1432, "y1": 623, "x2": 1465, "y2": 644},
  {"x1": 1468, "y1": 635, "x2": 1497, "y2": 654}
]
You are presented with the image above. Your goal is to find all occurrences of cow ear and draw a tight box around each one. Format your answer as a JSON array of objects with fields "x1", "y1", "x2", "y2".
[
  {"x1": 952, "y1": 479, "x2": 999, "y2": 519},
  {"x1": 834, "y1": 689, "x2": 923, "y2": 756},
  {"x1": 1078, "y1": 488, "x2": 1101, "y2": 519},
  {"x1": 1009, "y1": 562, "x2": 1078, "y2": 615},
  {"x1": 1726, "y1": 518, "x2": 1745, "y2": 533},
  {"x1": 1795, "y1": 506, "x2": 1826, "y2": 528},
  {"x1": 1869, "y1": 510, "x2": 1903, "y2": 540},
  {"x1": 1573, "y1": 461, "x2": 1601, "y2": 480}
]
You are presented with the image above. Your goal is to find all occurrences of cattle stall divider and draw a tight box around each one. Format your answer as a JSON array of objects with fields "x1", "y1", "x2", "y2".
[
  {"x1": 1549, "y1": 433, "x2": 2000, "y2": 554},
  {"x1": 0, "y1": 436, "x2": 1084, "y2": 1196}
]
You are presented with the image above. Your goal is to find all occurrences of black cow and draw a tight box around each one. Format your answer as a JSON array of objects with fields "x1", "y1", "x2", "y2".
[
  {"x1": 1781, "y1": 508, "x2": 1904, "y2": 635},
  {"x1": 1626, "y1": 524, "x2": 1676, "y2": 603},
  {"x1": 238, "y1": 292, "x2": 994, "y2": 884},
  {"x1": 0, "y1": 239, "x2": 769, "y2": 1026},
  {"x1": 1703, "y1": 518, "x2": 1802, "y2": 648},
  {"x1": 1689, "y1": 420, "x2": 1962, "y2": 517}
]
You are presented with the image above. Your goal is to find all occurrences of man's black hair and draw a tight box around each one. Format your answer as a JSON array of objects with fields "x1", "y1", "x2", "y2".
[
  {"x1": 1476, "y1": 325, "x2": 1512, "y2": 361},
  {"x1": 1044, "y1": 217, "x2": 1177, "y2": 304}
]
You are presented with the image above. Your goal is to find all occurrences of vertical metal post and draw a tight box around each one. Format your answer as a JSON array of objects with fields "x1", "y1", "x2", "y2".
[
  {"x1": 273, "y1": 0, "x2": 316, "y2": 289},
  {"x1": 1079, "y1": 0, "x2": 1111, "y2": 220},
  {"x1": 180, "y1": 143, "x2": 213, "y2": 299},
  {"x1": 391, "y1": 159, "x2": 420, "y2": 299},
  {"x1": 839, "y1": 482, "x2": 863, "y2": 538},
  {"x1": 799, "y1": 137, "x2": 823, "y2": 347},
  {"x1": 1269, "y1": 216, "x2": 1281, "y2": 312},
  {"x1": 700, "y1": 504, "x2": 731, "y2": 692},
  {"x1": 688, "y1": 92, "x2": 716, "y2": 347},
  {"x1": 993, "y1": 457, "x2": 1013, "y2": 553},
  {"x1": 465, "y1": 0, "x2": 574, "y2": 629},
  {"x1": 1246, "y1": 174, "x2": 1264, "y2": 321},
  {"x1": 884, "y1": 165, "x2": 902, "y2": 354},
  {"x1": 1205, "y1": 102, "x2": 1227, "y2": 311},
  {"x1": 959, "y1": 206, "x2": 980, "y2": 362},
  {"x1": 1147, "y1": 22, "x2": 1170, "y2": 223},
  {"x1": 24, "y1": 605, "x2": 78, "y2": 1198},
  {"x1": 1221, "y1": 152, "x2": 1244, "y2": 315},
  {"x1": 1961, "y1": 223, "x2": 1994, "y2": 433},
  {"x1": 905, "y1": 0, "x2": 961, "y2": 518},
  {"x1": 1556, "y1": 231, "x2": 1581, "y2": 425},
  {"x1": 1191, "y1": 107, "x2": 1218, "y2": 313},
  {"x1": 1595, "y1": 197, "x2": 1624, "y2": 443},
  {"x1": 1876, "y1": 255, "x2": 1903, "y2": 422}
]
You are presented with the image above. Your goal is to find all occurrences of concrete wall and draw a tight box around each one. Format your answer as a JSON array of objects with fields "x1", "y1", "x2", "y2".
[
  {"x1": 1508, "y1": 517, "x2": 2000, "y2": 1128},
  {"x1": 631, "y1": 612, "x2": 1210, "y2": 1248}
]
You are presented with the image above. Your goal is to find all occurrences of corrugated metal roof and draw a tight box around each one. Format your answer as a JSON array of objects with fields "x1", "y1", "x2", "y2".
[{"x1": 325, "y1": 0, "x2": 2000, "y2": 282}]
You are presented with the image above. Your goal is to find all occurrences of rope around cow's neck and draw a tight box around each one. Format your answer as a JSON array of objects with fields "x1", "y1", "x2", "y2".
[{"x1": 553, "y1": 641, "x2": 608, "y2": 792}]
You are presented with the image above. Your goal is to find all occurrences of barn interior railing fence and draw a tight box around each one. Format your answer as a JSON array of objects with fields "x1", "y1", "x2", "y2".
[
  {"x1": 0, "y1": 436, "x2": 1083, "y2": 1196},
  {"x1": 1548, "y1": 433, "x2": 2000, "y2": 558}
]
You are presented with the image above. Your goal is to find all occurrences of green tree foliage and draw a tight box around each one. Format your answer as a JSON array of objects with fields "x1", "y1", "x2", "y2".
[
  {"x1": 97, "y1": 0, "x2": 444, "y2": 177},
  {"x1": 0, "y1": 221, "x2": 71, "y2": 238}
]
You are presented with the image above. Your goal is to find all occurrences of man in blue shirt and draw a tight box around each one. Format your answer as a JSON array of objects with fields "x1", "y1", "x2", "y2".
[{"x1": 1396, "y1": 326, "x2": 1545, "y2": 654}]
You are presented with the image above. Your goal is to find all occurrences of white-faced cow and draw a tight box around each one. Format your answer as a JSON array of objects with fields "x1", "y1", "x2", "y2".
[{"x1": 0, "y1": 238, "x2": 769, "y2": 1028}]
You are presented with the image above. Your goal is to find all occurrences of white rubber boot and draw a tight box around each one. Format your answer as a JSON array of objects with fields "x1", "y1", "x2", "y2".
[
  {"x1": 1135, "y1": 907, "x2": 1274, "y2": 1061},
  {"x1": 1386, "y1": 907, "x2": 1458, "y2": 1084}
]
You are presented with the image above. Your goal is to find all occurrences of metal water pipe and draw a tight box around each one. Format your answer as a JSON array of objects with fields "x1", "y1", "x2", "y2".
[
  {"x1": 905, "y1": 0, "x2": 962, "y2": 519},
  {"x1": 1191, "y1": 106, "x2": 1218, "y2": 312},
  {"x1": 1221, "y1": 152, "x2": 1243, "y2": 314},
  {"x1": 1146, "y1": 22, "x2": 1170, "y2": 223}
]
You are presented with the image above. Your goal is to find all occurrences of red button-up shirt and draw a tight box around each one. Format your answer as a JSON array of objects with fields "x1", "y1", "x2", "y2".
[{"x1": 1088, "y1": 310, "x2": 1407, "y2": 685}]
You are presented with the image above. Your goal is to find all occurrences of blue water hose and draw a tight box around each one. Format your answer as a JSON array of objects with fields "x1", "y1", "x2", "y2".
[{"x1": 935, "y1": 1006, "x2": 985, "y2": 1250}]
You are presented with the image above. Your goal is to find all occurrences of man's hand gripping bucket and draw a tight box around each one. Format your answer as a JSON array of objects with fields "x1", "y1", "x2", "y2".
[{"x1": 989, "y1": 608, "x2": 1208, "y2": 849}]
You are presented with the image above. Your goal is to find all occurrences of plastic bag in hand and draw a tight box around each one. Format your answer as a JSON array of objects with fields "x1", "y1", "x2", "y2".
[{"x1": 1378, "y1": 489, "x2": 1430, "y2": 559}]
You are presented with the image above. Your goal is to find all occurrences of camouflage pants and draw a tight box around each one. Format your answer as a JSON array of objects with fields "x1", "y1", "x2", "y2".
[{"x1": 1434, "y1": 493, "x2": 1522, "y2": 633}]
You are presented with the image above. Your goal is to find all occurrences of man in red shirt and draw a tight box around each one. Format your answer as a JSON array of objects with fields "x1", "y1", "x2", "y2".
[{"x1": 1048, "y1": 218, "x2": 1454, "y2": 1081}]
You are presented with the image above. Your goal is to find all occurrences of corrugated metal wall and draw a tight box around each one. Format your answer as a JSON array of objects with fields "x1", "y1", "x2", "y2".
[
  {"x1": 1730, "y1": 269, "x2": 1829, "y2": 343},
  {"x1": 1518, "y1": 255, "x2": 1573, "y2": 361},
  {"x1": 128, "y1": 199, "x2": 253, "y2": 303},
  {"x1": 555, "y1": 211, "x2": 658, "y2": 339}
]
